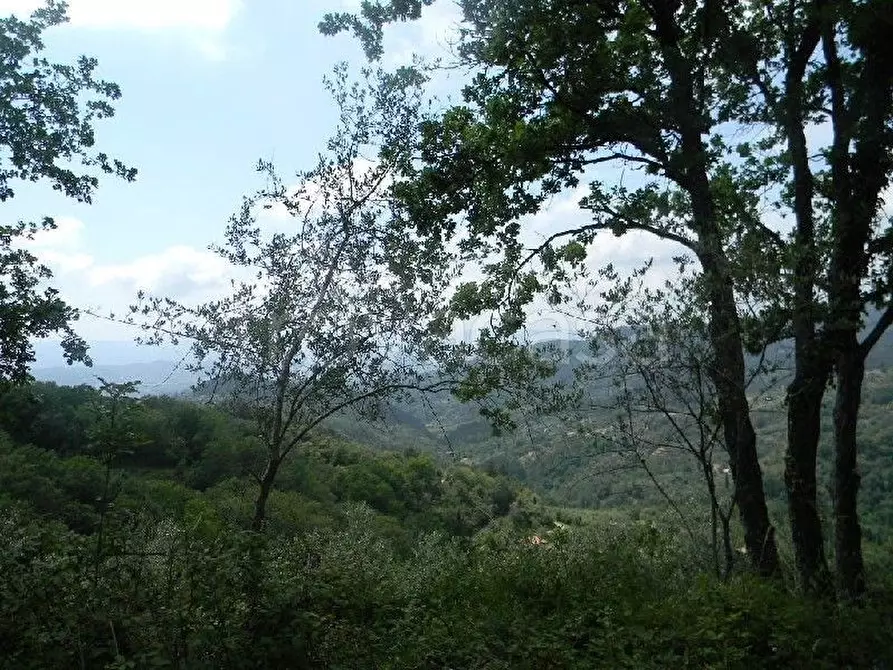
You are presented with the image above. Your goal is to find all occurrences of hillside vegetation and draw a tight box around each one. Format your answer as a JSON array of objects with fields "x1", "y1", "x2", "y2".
[
  {"x1": 3, "y1": 0, "x2": 893, "y2": 666},
  {"x1": 1, "y1": 381, "x2": 892, "y2": 667}
]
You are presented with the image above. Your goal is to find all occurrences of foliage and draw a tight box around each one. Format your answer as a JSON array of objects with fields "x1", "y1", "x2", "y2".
[
  {"x1": 127, "y1": 65, "x2": 457, "y2": 529},
  {"x1": 1, "y1": 502, "x2": 892, "y2": 669},
  {"x1": 326, "y1": 0, "x2": 794, "y2": 575},
  {"x1": 2, "y1": 376, "x2": 893, "y2": 666},
  {"x1": 324, "y1": 0, "x2": 893, "y2": 596},
  {"x1": 0, "y1": 1, "x2": 136, "y2": 387}
]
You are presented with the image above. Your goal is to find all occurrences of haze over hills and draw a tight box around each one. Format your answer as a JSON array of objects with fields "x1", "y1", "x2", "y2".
[
  {"x1": 30, "y1": 305, "x2": 893, "y2": 401},
  {"x1": 31, "y1": 340, "x2": 197, "y2": 395}
]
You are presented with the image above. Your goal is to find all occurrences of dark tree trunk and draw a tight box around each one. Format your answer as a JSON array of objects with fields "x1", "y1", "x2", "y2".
[
  {"x1": 784, "y1": 365, "x2": 832, "y2": 593},
  {"x1": 252, "y1": 457, "x2": 282, "y2": 532},
  {"x1": 705, "y1": 272, "x2": 779, "y2": 576},
  {"x1": 833, "y1": 342, "x2": 866, "y2": 600},
  {"x1": 723, "y1": 395, "x2": 778, "y2": 576},
  {"x1": 818, "y1": 0, "x2": 893, "y2": 601},
  {"x1": 648, "y1": 0, "x2": 778, "y2": 576}
]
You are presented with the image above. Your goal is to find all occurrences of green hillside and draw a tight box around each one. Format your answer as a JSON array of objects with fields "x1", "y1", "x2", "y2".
[
  {"x1": 329, "y1": 343, "x2": 892, "y2": 535},
  {"x1": 1, "y1": 380, "x2": 892, "y2": 668}
]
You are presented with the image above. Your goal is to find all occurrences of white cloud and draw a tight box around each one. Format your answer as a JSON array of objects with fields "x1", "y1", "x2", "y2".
[
  {"x1": 882, "y1": 186, "x2": 893, "y2": 219},
  {"x1": 0, "y1": 0, "x2": 241, "y2": 30},
  {"x1": 16, "y1": 214, "x2": 237, "y2": 337},
  {"x1": 69, "y1": 0, "x2": 240, "y2": 32},
  {"x1": 0, "y1": 0, "x2": 241, "y2": 59},
  {"x1": 0, "y1": 0, "x2": 46, "y2": 16},
  {"x1": 381, "y1": 0, "x2": 463, "y2": 66},
  {"x1": 445, "y1": 184, "x2": 693, "y2": 344},
  {"x1": 88, "y1": 244, "x2": 233, "y2": 298},
  {"x1": 27, "y1": 215, "x2": 86, "y2": 250},
  {"x1": 39, "y1": 249, "x2": 95, "y2": 272},
  {"x1": 18, "y1": 215, "x2": 95, "y2": 273},
  {"x1": 255, "y1": 157, "x2": 385, "y2": 230},
  {"x1": 518, "y1": 185, "x2": 689, "y2": 274},
  {"x1": 24, "y1": 216, "x2": 233, "y2": 299}
]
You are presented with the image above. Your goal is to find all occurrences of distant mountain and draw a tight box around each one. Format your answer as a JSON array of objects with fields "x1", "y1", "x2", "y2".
[
  {"x1": 33, "y1": 360, "x2": 197, "y2": 396},
  {"x1": 326, "y1": 313, "x2": 893, "y2": 509},
  {"x1": 32, "y1": 340, "x2": 190, "y2": 368}
]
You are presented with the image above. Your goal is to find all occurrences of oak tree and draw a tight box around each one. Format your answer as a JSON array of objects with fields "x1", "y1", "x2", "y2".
[
  {"x1": 0, "y1": 1, "x2": 135, "y2": 387},
  {"x1": 324, "y1": 0, "x2": 782, "y2": 575}
]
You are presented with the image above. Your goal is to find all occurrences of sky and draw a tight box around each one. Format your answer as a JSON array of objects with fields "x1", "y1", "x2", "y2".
[{"x1": 3, "y1": 0, "x2": 681, "y2": 364}]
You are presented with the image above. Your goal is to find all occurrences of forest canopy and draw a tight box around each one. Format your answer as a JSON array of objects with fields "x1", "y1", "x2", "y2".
[{"x1": 2, "y1": 1, "x2": 893, "y2": 667}]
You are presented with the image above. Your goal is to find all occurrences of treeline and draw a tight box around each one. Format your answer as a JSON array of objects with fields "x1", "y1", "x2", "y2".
[
  {"x1": 459, "y1": 364, "x2": 893, "y2": 544},
  {"x1": 0, "y1": 382, "x2": 530, "y2": 543},
  {"x1": 1, "y1": 381, "x2": 892, "y2": 668}
]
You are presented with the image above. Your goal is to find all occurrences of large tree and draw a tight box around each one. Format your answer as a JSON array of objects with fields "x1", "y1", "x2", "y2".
[
  {"x1": 131, "y1": 67, "x2": 456, "y2": 530},
  {"x1": 324, "y1": 0, "x2": 781, "y2": 575},
  {"x1": 325, "y1": 0, "x2": 893, "y2": 596},
  {"x1": 0, "y1": 0, "x2": 135, "y2": 388},
  {"x1": 721, "y1": 0, "x2": 893, "y2": 598}
]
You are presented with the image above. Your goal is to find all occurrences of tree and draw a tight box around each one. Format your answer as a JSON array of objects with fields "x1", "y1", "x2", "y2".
[
  {"x1": 568, "y1": 266, "x2": 745, "y2": 579},
  {"x1": 131, "y1": 67, "x2": 455, "y2": 531},
  {"x1": 0, "y1": 1, "x2": 136, "y2": 388},
  {"x1": 718, "y1": 0, "x2": 893, "y2": 598},
  {"x1": 87, "y1": 378, "x2": 143, "y2": 580},
  {"x1": 326, "y1": 0, "x2": 893, "y2": 597},
  {"x1": 323, "y1": 0, "x2": 781, "y2": 575}
]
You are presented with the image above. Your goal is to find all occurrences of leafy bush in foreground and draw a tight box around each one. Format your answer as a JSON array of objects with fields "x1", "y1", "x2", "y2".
[{"x1": 2, "y1": 505, "x2": 891, "y2": 669}]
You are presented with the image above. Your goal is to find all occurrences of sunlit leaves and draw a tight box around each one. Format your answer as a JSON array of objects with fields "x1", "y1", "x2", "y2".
[{"x1": 0, "y1": 1, "x2": 134, "y2": 388}]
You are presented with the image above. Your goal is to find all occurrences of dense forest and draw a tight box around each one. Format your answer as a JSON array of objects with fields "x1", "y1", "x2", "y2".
[{"x1": 2, "y1": 0, "x2": 893, "y2": 667}]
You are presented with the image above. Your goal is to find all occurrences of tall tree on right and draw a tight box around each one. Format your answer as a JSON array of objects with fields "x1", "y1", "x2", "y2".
[
  {"x1": 324, "y1": 0, "x2": 893, "y2": 596},
  {"x1": 725, "y1": 0, "x2": 893, "y2": 599},
  {"x1": 324, "y1": 0, "x2": 783, "y2": 576}
]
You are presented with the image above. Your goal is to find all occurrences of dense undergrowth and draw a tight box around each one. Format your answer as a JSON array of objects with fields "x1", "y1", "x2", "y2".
[
  {"x1": 3, "y1": 504, "x2": 892, "y2": 669},
  {"x1": 1, "y1": 383, "x2": 892, "y2": 668}
]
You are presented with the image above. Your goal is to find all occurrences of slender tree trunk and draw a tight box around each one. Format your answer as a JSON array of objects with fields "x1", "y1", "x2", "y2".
[
  {"x1": 252, "y1": 457, "x2": 282, "y2": 532},
  {"x1": 706, "y1": 272, "x2": 779, "y2": 576},
  {"x1": 702, "y1": 458, "x2": 721, "y2": 579},
  {"x1": 648, "y1": 0, "x2": 778, "y2": 576},
  {"x1": 784, "y1": 363, "x2": 832, "y2": 593},
  {"x1": 720, "y1": 508, "x2": 735, "y2": 581},
  {"x1": 702, "y1": 455, "x2": 734, "y2": 580},
  {"x1": 833, "y1": 342, "x2": 866, "y2": 600}
]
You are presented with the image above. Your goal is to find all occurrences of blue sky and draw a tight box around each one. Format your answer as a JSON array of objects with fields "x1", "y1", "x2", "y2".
[
  {"x1": 2, "y1": 1, "x2": 462, "y2": 343},
  {"x1": 4, "y1": 0, "x2": 684, "y2": 363}
]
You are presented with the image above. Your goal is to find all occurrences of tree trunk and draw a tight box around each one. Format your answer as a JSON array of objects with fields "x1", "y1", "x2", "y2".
[
  {"x1": 702, "y1": 454, "x2": 734, "y2": 580},
  {"x1": 833, "y1": 343, "x2": 866, "y2": 600},
  {"x1": 725, "y1": 398, "x2": 778, "y2": 576},
  {"x1": 252, "y1": 457, "x2": 282, "y2": 532},
  {"x1": 706, "y1": 273, "x2": 779, "y2": 576},
  {"x1": 647, "y1": 0, "x2": 778, "y2": 576},
  {"x1": 784, "y1": 366, "x2": 832, "y2": 593}
]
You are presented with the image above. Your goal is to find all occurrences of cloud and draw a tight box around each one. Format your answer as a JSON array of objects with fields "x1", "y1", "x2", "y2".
[
  {"x1": 88, "y1": 245, "x2": 233, "y2": 299},
  {"x1": 380, "y1": 1, "x2": 463, "y2": 66},
  {"x1": 38, "y1": 249, "x2": 95, "y2": 272},
  {"x1": 22, "y1": 214, "x2": 234, "y2": 300},
  {"x1": 255, "y1": 158, "x2": 386, "y2": 231},
  {"x1": 19, "y1": 215, "x2": 95, "y2": 273},
  {"x1": 71, "y1": 0, "x2": 240, "y2": 32},
  {"x1": 446, "y1": 184, "x2": 693, "y2": 344},
  {"x1": 17, "y1": 214, "x2": 236, "y2": 337},
  {"x1": 0, "y1": 0, "x2": 241, "y2": 30},
  {"x1": 27, "y1": 215, "x2": 86, "y2": 250},
  {"x1": 519, "y1": 185, "x2": 690, "y2": 273},
  {"x1": 0, "y1": 0, "x2": 242, "y2": 59}
]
